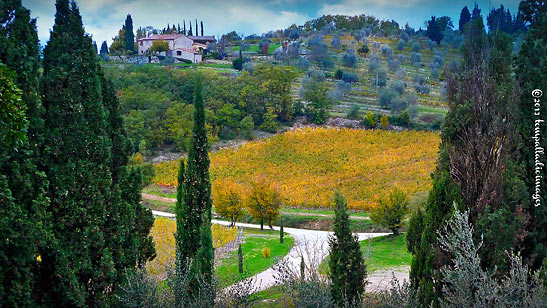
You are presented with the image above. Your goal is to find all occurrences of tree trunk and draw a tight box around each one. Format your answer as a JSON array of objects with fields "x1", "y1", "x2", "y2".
[
  {"x1": 269, "y1": 220, "x2": 273, "y2": 230},
  {"x1": 260, "y1": 218, "x2": 264, "y2": 230}
]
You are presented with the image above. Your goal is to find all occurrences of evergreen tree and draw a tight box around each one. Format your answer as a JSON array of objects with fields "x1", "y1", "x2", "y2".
[
  {"x1": 280, "y1": 219, "x2": 284, "y2": 243},
  {"x1": 99, "y1": 40, "x2": 108, "y2": 59},
  {"x1": 38, "y1": 1, "x2": 154, "y2": 305},
  {"x1": 0, "y1": 1, "x2": 49, "y2": 306},
  {"x1": 189, "y1": 22, "x2": 193, "y2": 36},
  {"x1": 459, "y1": 6, "x2": 471, "y2": 31},
  {"x1": 174, "y1": 158, "x2": 186, "y2": 307},
  {"x1": 238, "y1": 244, "x2": 243, "y2": 274},
  {"x1": 195, "y1": 19, "x2": 198, "y2": 36},
  {"x1": 516, "y1": 0, "x2": 547, "y2": 272},
  {"x1": 124, "y1": 14, "x2": 134, "y2": 54},
  {"x1": 183, "y1": 20, "x2": 186, "y2": 35},
  {"x1": 201, "y1": 20, "x2": 204, "y2": 36},
  {"x1": 408, "y1": 17, "x2": 526, "y2": 307},
  {"x1": 328, "y1": 191, "x2": 366, "y2": 307},
  {"x1": 92, "y1": 40, "x2": 98, "y2": 54},
  {"x1": 472, "y1": 3, "x2": 482, "y2": 20},
  {"x1": 176, "y1": 75, "x2": 214, "y2": 304},
  {"x1": 426, "y1": 16, "x2": 443, "y2": 44},
  {"x1": 300, "y1": 255, "x2": 305, "y2": 281}
]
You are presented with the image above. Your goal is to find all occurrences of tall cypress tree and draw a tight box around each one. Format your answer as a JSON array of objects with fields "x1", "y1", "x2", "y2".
[
  {"x1": 0, "y1": 1, "x2": 49, "y2": 306},
  {"x1": 328, "y1": 191, "x2": 366, "y2": 307},
  {"x1": 174, "y1": 158, "x2": 186, "y2": 307},
  {"x1": 459, "y1": 6, "x2": 471, "y2": 31},
  {"x1": 38, "y1": 1, "x2": 155, "y2": 305},
  {"x1": 200, "y1": 20, "x2": 204, "y2": 36},
  {"x1": 124, "y1": 14, "x2": 134, "y2": 54},
  {"x1": 183, "y1": 20, "x2": 186, "y2": 35},
  {"x1": 176, "y1": 75, "x2": 214, "y2": 303},
  {"x1": 100, "y1": 71, "x2": 155, "y2": 289},
  {"x1": 516, "y1": 0, "x2": 547, "y2": 271},
  {"x1": 189, "y1": 22, "x2": 193, "y2": 36},
  {"x1": 39, "y1": 0, "x2": 112, "y2": 305}
]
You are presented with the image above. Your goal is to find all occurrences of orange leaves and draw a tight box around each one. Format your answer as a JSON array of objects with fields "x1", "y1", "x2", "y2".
[
  {"x1": 153, "y1": 128, "x2": 440, "y2": 210},
  {"x1": 246, "y1": 176, "x2": 282, "y2": 222},
  {"x1": 212, "y1": 179, "x2": 246, "y2": 225}
]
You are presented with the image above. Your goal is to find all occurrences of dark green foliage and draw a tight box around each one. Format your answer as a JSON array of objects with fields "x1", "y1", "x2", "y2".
[
  {"x1": 0, "y1": 1, "x2": 49, "y2": 306},
  {"x1": 459, "y1": 6, "x2": 471, "y2": 31},
  {"x1": 370, "y1": 188, "x2": 410, "y2": 235},
  {"x1": 232, "y1": 50, "x2": 244, "y2": 70},
  {"x1": 176, "y1": 75, "x2": 215, "y2": 305},
  {"x1": 99, "y1": 40, "x2": 108, "y2": 59},
  {"x1": 516, "y1": 0, "x2": 547, "y2": 272},
  {"x1": 408, "y1": 167, "x2": 463, "y2": 307},
  {"x1": 426, "y1": 16, "x2": 443, "y2": 44},
  {"x1": 280, "y1": 219, "x2": 284, "y2": 243},
  {"x1": 472, "y1": 3, "x2": 482, "y2": 20},
  {"x1": 300, "y1": 77, "x2": 331, "y2": 124},
  {"x1": 38, "y1": 1, "x2": 154, "y2": 305},
  {"x1": 300, "y1": 256, "x2": 305, "y2": 281},
  {"x1": 124, "y1": 14, "x2": 134, "y2": 53},
  {"x1": 335, "y1": 69, "x2": 343, "y2": 80},
  {"x1": 39, "y1": 0, "x2": 112, "y2": 305},
  {"x1": 240, "y1": 115, "x2": 254, "y2": 140},
  {"x1": 238, "y1": 244, "x2": 243, "y2": 274},
  {"x1": 328, "y1": 191, "x2": 366, "y2": 307}
]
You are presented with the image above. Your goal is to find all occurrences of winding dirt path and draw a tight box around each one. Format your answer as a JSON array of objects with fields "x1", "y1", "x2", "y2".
[
  {"x1": 142, "y1": 193, "x2": 370, "y2": 220},
  {"x1": 150, "y1": 209, "x2": 407, "y2": 292}
]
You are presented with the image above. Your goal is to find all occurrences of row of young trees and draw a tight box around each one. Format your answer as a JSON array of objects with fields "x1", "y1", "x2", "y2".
[
  {"x1": 407, "y1": 1, "x2": 546, "y2": 306},
  {"x1": 213, "y1": 178, "x2": 282, "y2": 230},
  {"x1": 0, "y1": 0, "x2": 155, "y2": 306}
]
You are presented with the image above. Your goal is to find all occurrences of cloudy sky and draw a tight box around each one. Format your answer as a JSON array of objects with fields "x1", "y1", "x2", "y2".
[{"x1": 22, "y1": 0, "x2": 520, "y2": 46}]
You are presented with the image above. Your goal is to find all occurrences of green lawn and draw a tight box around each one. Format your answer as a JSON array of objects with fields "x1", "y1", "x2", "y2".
[
  {"x1": 216, "y1": 228, "x2": 293, "y2": 285},
  {"x1": 142, "y1": 185, "x2": 176, "y2": 199},
  {"x1": 320, "y1": 233, "x2": 411, "y2": 274},
  {"x1": 361, "y1": 233, "x2": 412, "y2": 272},
  {"x1": 232, "y1": 43, "x2": 281, "y2": 55}
]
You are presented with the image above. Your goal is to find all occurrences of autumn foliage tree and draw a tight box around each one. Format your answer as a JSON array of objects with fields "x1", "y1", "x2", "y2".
[
  {"x1": 212, "y1": 179, "x2": 245, "y2": 227},
  {"x1": 246, "y1": 176, "x2": 282, "y2": 230},
  {"x1": 370, "y1": 188, "x2": 410, "y2": 235}
]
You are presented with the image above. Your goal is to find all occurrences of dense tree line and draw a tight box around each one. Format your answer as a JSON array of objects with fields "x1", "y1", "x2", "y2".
[
  {"x1": 103, "y1": 63, "x2": 297, "y2": 152},
  {"x1": 0, "y1": 0, "x2": 155, "y2": 306},
  {"x1": 407, "y1": 1, "x2": 546, "y2": 307}
]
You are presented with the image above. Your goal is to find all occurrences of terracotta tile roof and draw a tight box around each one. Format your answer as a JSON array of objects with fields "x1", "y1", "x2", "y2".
[
  {"x1": 187, "y1": 35, "x2": 216, "y2": 41},
  {"x1": 138, "y1": 34, "x2": 185, "y2": 41}
]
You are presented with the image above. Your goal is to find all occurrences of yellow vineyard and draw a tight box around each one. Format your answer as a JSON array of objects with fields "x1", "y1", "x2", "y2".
[
  {"x1": 147, "y1": 218, "x2": 236, "y2": 277},
  {"x1": 153, "y1": 128, "x2": 440, "y2": 210}
]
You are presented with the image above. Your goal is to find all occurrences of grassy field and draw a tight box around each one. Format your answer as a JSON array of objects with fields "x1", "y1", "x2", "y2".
[
  {"x1": 361, "y1": 233, "x2": 411, "y2": 272},
  {"x1": 216, "y1": 228, "x2": 293, "y2": 285},
  {"x1": 152, "y1": 128, "x2": 440, "y2": 210},
  {"x1": 320, "y1": 233, "x2": 411, "y2": 274},
  {"x1": 232, "y1": 43, "x2": 281, "y2": 54}
]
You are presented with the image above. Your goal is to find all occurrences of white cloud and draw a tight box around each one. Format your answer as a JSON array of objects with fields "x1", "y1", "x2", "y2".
[{"x1": 24, "y1": 0, "x2": 309, "y2": 46}]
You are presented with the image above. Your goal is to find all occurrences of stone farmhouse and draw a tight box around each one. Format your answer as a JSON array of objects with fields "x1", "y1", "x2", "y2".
[{"x1": 137, "y1": 34, "x2": 216, "y2": 63}]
